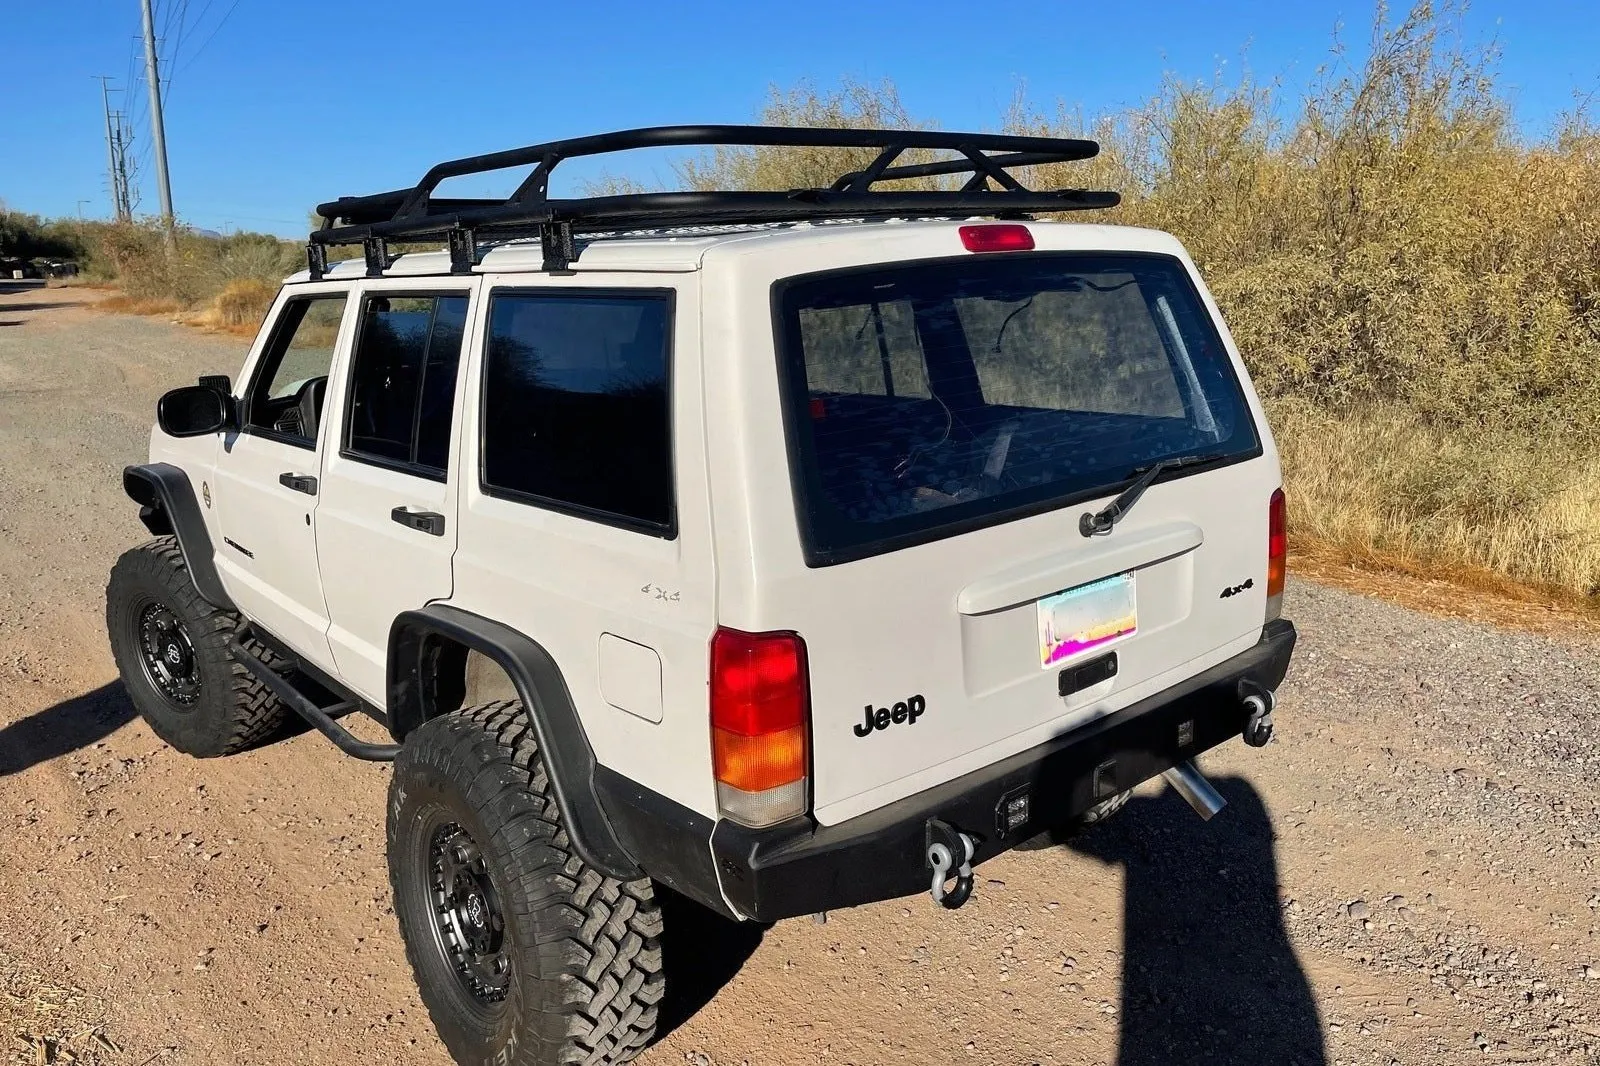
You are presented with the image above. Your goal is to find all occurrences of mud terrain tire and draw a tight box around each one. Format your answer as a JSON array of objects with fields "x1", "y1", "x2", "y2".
[
  {"x1": 387, "y1": 700, "x2": 664, "y2": 1066},
  {"x1": 106, "y1": 536, "x2": 288, "y2": 757}
]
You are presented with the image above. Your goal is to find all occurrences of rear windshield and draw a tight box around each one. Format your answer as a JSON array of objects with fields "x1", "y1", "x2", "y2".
[{"x1": 777, "y1": 252, "x2": 1259, "y2": 564}]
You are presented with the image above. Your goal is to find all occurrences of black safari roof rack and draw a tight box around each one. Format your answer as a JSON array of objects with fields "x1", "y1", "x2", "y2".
[{"x1": 307, "y1": 124, "x2": 1119, "y2": 278}]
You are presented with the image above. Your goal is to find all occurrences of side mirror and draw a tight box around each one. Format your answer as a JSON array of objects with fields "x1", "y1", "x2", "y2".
[{"x1": 157, "y1": 384, "x2": 236, "y2": 438}]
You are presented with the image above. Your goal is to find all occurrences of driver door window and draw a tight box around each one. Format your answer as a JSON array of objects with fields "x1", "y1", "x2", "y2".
[{"x1": 245, "y1": 294, "x2": 349, "y2": 446}]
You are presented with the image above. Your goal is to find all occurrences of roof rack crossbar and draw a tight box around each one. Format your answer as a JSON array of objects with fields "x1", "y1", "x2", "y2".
[
  {"x1": 307, "y1": 125, "x2": 1119, "y2": 266},
  {"x1": 958, "y1": 145, "x2": 1026, "y2": 193},
  {"x1": 832, "y1": 142, "x2": 906, "y2": 193}
]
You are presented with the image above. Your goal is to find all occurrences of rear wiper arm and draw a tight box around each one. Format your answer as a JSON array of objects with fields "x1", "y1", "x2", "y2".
[{"x1": 1078, "y1": 453, "x2": 1225, "y2": 537}]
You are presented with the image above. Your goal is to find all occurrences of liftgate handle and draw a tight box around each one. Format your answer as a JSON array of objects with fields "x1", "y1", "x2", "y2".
[{"x1": 928, "y1": 834, "x2": 977, "y2": 910}]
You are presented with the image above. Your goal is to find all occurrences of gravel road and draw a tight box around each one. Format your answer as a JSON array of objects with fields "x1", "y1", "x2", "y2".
[{"x1": 1, "y1": 288, "x2": 1596, "y2": 1066}]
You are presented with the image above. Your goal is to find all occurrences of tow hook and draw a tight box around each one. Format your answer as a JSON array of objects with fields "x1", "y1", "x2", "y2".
[
  {"x1": 926, "y1": 818, "x2": 977, "y2": 910},
  {"x1": 1241, "y1": 684, "x2": 1276, "y2": 747}
]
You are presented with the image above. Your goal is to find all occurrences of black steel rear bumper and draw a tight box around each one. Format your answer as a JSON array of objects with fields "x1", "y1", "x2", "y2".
[{"x1": 599, "y1": 619, "x2": 1296, "y2": 923}]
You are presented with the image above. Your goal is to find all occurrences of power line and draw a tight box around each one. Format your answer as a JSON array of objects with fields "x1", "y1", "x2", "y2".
[
  {"x1": 165, "y1": 0, "x2": 194, "y2": 80},
  {"x1": 178, "y1": 0, "x2": 241, "y2": 74},
  {"x1": 176, "y1": 0, "x2": 216, "y2": 62}
]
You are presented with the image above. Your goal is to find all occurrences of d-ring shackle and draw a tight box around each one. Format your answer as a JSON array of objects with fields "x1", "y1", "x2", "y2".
[{"x1": 928, "y1": 832, "x2": 977, "y2": 909}]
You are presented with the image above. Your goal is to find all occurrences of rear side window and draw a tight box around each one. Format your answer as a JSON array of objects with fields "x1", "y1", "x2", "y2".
[
  {"x1": 481, "y1": 291, "x2": 673, "y2": 534},
  {"x1": 344, "y1": 294, "x2": 468, "y2": 476},
  {"x1": 779, "y1": 253, "x2": 1258, "y2": 564}
]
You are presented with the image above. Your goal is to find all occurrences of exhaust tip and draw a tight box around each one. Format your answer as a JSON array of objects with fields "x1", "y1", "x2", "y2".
[{"x1": 1163, "y1": 760, "x2": 1227, "y2": 820}]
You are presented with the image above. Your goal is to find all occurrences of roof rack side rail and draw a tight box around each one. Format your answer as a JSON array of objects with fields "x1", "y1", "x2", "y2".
[{"x1": 306, "y1": 125, "x2": 1119, "y2": 269}]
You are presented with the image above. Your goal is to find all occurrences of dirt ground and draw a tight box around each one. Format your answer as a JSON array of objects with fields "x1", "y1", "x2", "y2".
[{"x1": 1, "y1": 287, "x2": 1596, "y2": 1066}]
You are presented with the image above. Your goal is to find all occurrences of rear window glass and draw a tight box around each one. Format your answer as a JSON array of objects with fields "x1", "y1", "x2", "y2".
[{"x1": 778, "y1": 253, "x2": 1259, "y2": 564}]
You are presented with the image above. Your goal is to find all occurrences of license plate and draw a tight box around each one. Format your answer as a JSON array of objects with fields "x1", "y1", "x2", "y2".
[{"x1": 1037, "y1": 573, "x2": 1137, "y2": 668}]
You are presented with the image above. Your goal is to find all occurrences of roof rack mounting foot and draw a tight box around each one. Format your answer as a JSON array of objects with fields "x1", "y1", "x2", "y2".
[
  {"x1": 363, "y1": 236, "x2": 393, "y2": 278},
  {"x1": 447, "y1": 227, "x2": 478, "y2": 274},
  {"x1": 305, "y1": 242, "x2": 328, "y2": 282},
  {"x1": 541, "y1": 221, "x2": 575, "y2": 273}
]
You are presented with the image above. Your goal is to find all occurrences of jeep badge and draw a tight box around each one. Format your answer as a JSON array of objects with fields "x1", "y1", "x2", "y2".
[{"x1": 855, "y1": 694, "x2": 926, "y2": 737}]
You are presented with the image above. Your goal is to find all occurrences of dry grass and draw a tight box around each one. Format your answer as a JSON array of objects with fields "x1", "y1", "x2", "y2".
[
  {"x1": 1290, "y1": 541, "x2": 1600, "y2": 637},
  {"x1": 202, "y1": 277, "x2": 277, "y2": 334},
  {"x1": 87, "y1": 222, "x2": 298, "y2": 337},
  {"x1": 2, "y1": 951, "x2": 119, "y2": 1065},
  {"x1": 93, "y1": 295, "x2": 183, "y2": 318},
  {"x1": 1273, "y1": 401, "x2": 1600, "y2": 603}
]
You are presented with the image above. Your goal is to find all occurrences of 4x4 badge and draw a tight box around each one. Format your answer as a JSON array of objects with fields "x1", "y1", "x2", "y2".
[
  {"x1": 855, "y1": 695, "x2": 926, "y2": 737},
  {"x1": 1220, "y1": 577, "x2": 1254, "y2": 598}
]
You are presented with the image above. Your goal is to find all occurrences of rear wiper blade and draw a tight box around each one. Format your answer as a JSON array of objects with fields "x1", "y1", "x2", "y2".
[{"x1": 1078, "y1": 453, "x2": 1226, "y2": 538}]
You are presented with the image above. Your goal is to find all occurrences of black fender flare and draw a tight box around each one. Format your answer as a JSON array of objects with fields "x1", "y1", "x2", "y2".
[
  {"x1": 387, "y1": 604, "x2": 642, "y2": 881},
  {"x1": 122, "y1": 463, "x2": 235, "y2": 611}
]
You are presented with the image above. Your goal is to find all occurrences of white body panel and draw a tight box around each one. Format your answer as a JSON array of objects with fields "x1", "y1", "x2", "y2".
[
  {"x1": 696, "y1": 222, "x2": 1279, "y2": 824},
  {"x1": 313, "y1": 278, "x2": 480, "y2": 705},
  {"x1": 203, "y1": 283, "x2": 356, "y2": 676},
  {"x1": 153, "y1": 219, "x2": 1281, "y2": 830},
  {"x1": 447, "y1": 272, "x2": 720, "y2": 817}
]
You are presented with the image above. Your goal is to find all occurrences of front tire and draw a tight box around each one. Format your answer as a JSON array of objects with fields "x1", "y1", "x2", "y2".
[
  {"x1": 388, "y1": 701, "x2": 664, "y2": 1066},
  {"x1": 105, "y1": 536, "x2": 288, "y2": 757}
]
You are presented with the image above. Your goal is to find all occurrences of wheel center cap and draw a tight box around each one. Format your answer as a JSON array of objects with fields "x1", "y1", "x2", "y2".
[
  {"x1": 465, "y1": 893, "x2": 486, "y2": 927},
  {"x1": 165, "y1": 643, "x2": 183, "y2": 665}
]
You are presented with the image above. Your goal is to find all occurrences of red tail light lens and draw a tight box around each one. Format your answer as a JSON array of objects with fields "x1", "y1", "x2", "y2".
[
  {"x1": 959, "y1": 224, "x2": 1034, "y2": 253},
  {"x1": 710, "y1": 628, "x2": 809, "y2": 824},
  {"x1": 1267, "y1": 488, "x2": 1287, "y2": 606}
]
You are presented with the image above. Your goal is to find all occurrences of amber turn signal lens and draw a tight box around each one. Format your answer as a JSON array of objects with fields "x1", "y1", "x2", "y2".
[{"x1": 711, "y1": 724, "x2": 807, "y2": 793}]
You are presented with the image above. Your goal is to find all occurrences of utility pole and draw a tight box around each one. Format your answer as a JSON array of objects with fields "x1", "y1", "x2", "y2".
[
  {"x1": 110, "y1": 114, "x2": 134, "y2": 220},
  {"x1": 94, "y1": 76, "x2": 126, "y2": 221},
  {"x1": 139, "y1": 0, "x2": 176, "y2": 246}
]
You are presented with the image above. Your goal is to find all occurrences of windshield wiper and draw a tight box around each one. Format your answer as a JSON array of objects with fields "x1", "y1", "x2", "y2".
[{"x1": 1078, "y1": 453, "x2": 1227, "y2": 537}]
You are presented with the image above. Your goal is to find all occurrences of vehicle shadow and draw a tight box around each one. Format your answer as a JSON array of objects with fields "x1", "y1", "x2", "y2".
[
  {"x1": 1061, "y1": 776, "x2": 1326, "y2": 1066},
  {"x1": 652, "y1": 886, "x2": 766, "y2": 1041},
  {"x1": 0, "y1": 681, "x2": 137, "y2": 777},
  {"x1": 0, "y1": 301, "x2": 75, "y2": 312}
]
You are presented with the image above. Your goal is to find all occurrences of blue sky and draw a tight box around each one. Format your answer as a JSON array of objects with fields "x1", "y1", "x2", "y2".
[{"x1": 4, "y1": 0, "x2": 1597, "y2": 237}]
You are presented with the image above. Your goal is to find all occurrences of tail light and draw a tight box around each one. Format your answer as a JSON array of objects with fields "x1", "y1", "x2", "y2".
[
  {"x1": 1266, "y1": 488, "x2": 1287, "y2": 620},
  {"x1": 710, "y1": 627, "x2": 809, "y2": 827},
  {"x1": 959, "y1": 224, "x2": 1034, "y2": 253}
]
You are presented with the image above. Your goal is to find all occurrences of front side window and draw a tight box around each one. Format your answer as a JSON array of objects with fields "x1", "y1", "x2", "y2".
[
  {"x1": 344, "y1": 294, "x2": 468, "y2": 476},
  {"x1": 779, "y1": 253, "x2": 1259, "y2": 564},
  {"x1": 245, "y1": 293, "x2": 349, "y2": 445},
  {"x1": 481, "y1": 290, "x2": 673, "y2": 533}
]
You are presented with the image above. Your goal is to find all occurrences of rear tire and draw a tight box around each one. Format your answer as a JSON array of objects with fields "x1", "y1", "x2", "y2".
[
  {"x1": 105, "y1": 536, "x2": 288, "y2": 757},
  {"x1": 387, "y1": 701, "x2": 664, "y2": 1066}
]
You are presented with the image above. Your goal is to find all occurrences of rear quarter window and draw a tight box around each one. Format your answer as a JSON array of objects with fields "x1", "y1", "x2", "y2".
[{"x1": 480, "y1": 290, "x2": 674, "y2": 535}]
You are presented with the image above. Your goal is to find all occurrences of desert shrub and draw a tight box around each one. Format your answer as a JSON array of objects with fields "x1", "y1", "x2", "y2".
[
  {"x1": 213, "y1": 277, "x2": 279, "y2": 328},
  {"x1": 90, "y1": 221, "x2": 302, "y2": 308},
  {"x1": 0, "y1": 207, "x2": 89, "y2": 261}
]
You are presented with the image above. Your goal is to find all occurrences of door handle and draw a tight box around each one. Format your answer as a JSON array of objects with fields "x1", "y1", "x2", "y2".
[
  {"x1": 391, "y1": 507, "x2": 446, "y2": 537},
  {"x1": 278, "y1": 472, "x2": 318, "y2": 495}
]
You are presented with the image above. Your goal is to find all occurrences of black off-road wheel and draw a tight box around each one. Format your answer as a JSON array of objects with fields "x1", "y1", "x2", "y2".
[
  {"x1": 105, "y1": 536, "x2": 289, "y2": 757},
  {"x1": 1015, "y1": 789, "x2": 1133, "y2": 850},
  {"x1": 388, "y1": 701, "x2": 664, "y2": 1066}
]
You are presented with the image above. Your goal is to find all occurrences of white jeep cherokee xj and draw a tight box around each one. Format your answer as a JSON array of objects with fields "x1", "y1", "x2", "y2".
[{"x1": 105, "y1": 126, "x2": 1296, "y2": 1066}]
